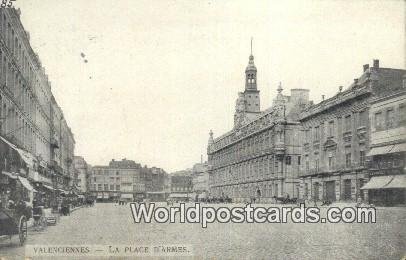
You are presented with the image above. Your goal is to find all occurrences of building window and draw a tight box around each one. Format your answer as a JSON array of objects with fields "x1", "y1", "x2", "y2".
[
  {"x1": 110, "y1": 184, "x2": 114, "y2": 190},
  {"x1": 374, "y1": 112, "x2": 383, "y2": 130},
  {"x1": 314, "y1": 126, "x2": 320, "y2": 140},
  {"x1": 328, "y1": 156, "x2": 333, "y2": 170},
  {"x1": 305, "y1": 155, "x2": 309, "y2": 173},
  {"x1": 116, "y1": 185, "x2": 120, "y2": 191},
  {"x1": 286, "y1": 156, "x2": 291, "y2": 165},
  {"x1": 298, "y1": 156, "x2": 301, "y2": 165},
  {"x1": 386, "y1": 108, "x2": 395, "y2": 129},
  {"x1": 104, "y1": 184, "x2": 108, "y2": 191},
  {"x1": 358, "y1": 110, "x2": 367, "y2": 128},
  {"x1": 393, "y1": 154, "x2": 401, "y2": 167},
  {"x1": 360, "y1": 151, "x2": 365, "y2": 166},
  {"x1": 305, "y1": 129, "x2": 310, "y2": 141},
  {"x1": 97, "y1": 184, "x2": 102, "y2": 190},
  {"x1": 315, "y1": 158, "x2": 319, "y2": 172},
  {"x1": 328, "y1": 121, "x2": 335, "y2": 137},
  {"x1": 345, "y1": 153, "x2": 352, "y2": 168},
  {"x1": 345, "y1": 115, "x2": 352, "y2": 132},
  {"x1": 304, "y1": 183, "x2": 308, "y2": 198}
]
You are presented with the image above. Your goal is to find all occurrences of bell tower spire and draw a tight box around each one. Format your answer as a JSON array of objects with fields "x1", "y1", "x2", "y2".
[
  {"x1": 250, "y1": 37, "x2": 253, "y2": 55},
  {"x1": 245, "y1": 38, "x2": 257, "y2": 91},
  {"x1": 244, "y1": 37, "x2": 260, "y2": 112}
]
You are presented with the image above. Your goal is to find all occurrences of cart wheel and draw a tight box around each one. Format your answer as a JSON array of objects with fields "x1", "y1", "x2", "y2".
[{"x1": 18, "y1": 216, "x2": 27, "y2": 245}]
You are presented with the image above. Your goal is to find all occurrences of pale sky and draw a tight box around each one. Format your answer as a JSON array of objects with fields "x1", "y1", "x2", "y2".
[{"x1": 14, "y1": 0, "x2": 405, "y2": 172}]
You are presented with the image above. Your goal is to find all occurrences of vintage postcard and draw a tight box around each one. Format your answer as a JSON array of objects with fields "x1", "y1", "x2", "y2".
[{"x1": 0, "y1": 0, "x2": 405, "y2": 259}]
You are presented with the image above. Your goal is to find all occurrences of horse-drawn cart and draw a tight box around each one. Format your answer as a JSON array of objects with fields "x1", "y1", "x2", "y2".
[{"x1": 0, "y1": 207, "x2": 28, "y2": 245}]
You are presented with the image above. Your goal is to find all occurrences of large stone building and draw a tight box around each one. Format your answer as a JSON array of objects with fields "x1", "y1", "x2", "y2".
[
  {"x1": 207, "y1": 50, "x2": 311, "y2": 202},
  {"x1": 362, "y1": 89, "x2": 406, "y2": 205},
  {"x1": 299, "y1": 60, "x2": 406, "y2": 203},
  {"x1": 0, "y1": 8, "x2": 75, "y2": 197},
  {"x1": 89, "y1": 159, "x2": 167, "y2": 201}
]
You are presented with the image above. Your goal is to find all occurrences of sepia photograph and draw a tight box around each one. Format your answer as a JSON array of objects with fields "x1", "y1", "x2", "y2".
[{"x1": 0, "y1": 0, "x2": 405, "y2": 259}]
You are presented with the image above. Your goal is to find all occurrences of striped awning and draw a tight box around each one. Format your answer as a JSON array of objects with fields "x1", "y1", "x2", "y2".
[
  {"x1": 2, "y1": 171, "x2": 18, "y2": 179},
  {"x1": 384, "y1": 175, "x2": 406, "y2": 189},
  {"x1": 361, "y1": 175, "x2": 406, "y2": 190},
  {"x1": 43, "y1": 184, "x2": 55, "y2": 191},
  {"x1": 0, "y1": 136, "x2": 35, "y2": 168},
  {"x1": 18, "y1": 176, "x2": 37, "y2": 192},
  {"x1": 367, "y1": 143, "x2": 406, "y2": 157},
  {"x1": 390, "y1": 143, "x2": 406, "y2": 153},
  {"x1": 361, "y1": 176, "x2": 392, "y2": 190}
]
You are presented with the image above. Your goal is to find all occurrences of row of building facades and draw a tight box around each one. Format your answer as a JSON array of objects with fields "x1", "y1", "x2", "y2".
[
  {"x1": 0, "y1": 8, "x2": 75, "y2": 205},
  {"x1": 86, "y1": 159, "x2": 168, "y2": 201},
  {"x1": 207, "y1": 52, "x2": 406, "y2": 205},
  {"x1": 83, "y1": 158, "x2": 210, "y2": 201}
]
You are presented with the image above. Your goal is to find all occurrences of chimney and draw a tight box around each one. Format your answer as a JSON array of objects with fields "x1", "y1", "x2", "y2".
[
  {"x1": 354, "y1": 78, "x2": 358, "y2": 84},
  {"x1": 322, "y1": 95, "x2": 325, "y2": 101},
  {"x1": 373, "y1": 59, "x2": 379, "y2": 68},
  {"x1": 339, "y1": 86, "x2": 343, "y2": 92},
  {"x1": 363, "y1": 64, "x2": 369, "y2": 72}
]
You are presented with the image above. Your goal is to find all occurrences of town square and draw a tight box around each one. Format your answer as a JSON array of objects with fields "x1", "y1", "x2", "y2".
[{"x1": 0, "y1": 1, "x2": 405, "y2": 259}]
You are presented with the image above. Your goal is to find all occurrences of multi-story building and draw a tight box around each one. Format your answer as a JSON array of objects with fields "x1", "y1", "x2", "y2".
[
  {"x1": 207, "y1": 50, "x2": 310, "y2": 202},
  {"x1": 170, "y1": 175, "x2": 193, "y2": 193},
  {"x1": 362, "y1": 89, "x2": 406, "y2": 205},
  {"x1": 90, "y1": 159, "x2": 141, "y2": 201},
  {"x1": 150, "y1": 166, "x2": 167, "y2": 192},
  {"x1": 299, "y1": 60, "x2": 406, "y2": 203},
  {"x1": 89, "y1": 159, "x2": 167, "y2": 201},
  {"x1": 73, "y1": 156, "x2": 91, "y2": 193},
  {"x1": 0, "y1": 8, "x2": 74, "y2": 197}
]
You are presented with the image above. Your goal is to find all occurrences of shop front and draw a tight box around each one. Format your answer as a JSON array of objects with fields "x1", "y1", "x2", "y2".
[
  {"x1": 0, "y1": 135, "x2": 36, "y2": 209},
  {"x1": 146, "y1": 191, "x2": 167, "y2": 202},
  {"x1": 361, "y1": 174, "x2": 406, "y2": 206}
]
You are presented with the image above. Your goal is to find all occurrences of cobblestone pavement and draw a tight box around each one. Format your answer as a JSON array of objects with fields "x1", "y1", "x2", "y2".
[{"x1": 0, "y1": 203, "x2": 405, "y2": 259}]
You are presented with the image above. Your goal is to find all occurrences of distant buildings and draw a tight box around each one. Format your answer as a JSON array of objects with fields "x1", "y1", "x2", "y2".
[
  {"x1": 150, "y1": 167, "x2": 167, "y2": 192},
  {"x1": 73, "y1": 156, "x2": 91, "y2": 193},
  {"x1": 192, "y1": 162, "x2": 209, "y2": 195},
  {"x1": 88, "y1": 159, "x2": 168, "y2": 201},
  {"x1": 169, "y1": 169, "x2": 193, "y2": 194}
]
